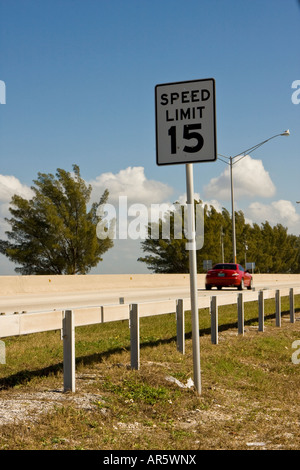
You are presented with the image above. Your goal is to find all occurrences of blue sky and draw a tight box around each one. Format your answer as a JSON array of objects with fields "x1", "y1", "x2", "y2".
[{"x1": 0, "y1": 0, "x2": 299, "y2": 274}]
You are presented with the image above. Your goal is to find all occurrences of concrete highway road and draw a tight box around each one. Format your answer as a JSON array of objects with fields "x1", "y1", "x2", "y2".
[{"x1": 1, "y1": 277, "x2": 300, "y2": 315}]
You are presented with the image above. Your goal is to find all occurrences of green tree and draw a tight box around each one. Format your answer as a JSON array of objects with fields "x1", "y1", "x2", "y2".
[
  {"x1": 197, "y1": 204, "x2": 224, "y2": 270},
  {"x1": 243, "y1": 222, "x2": 262, "y2": 270},
  {"x1": 138, "y1": 205, "x2": 190, "y2": 273},
  {"x1": 0, "y1": 165, "x2": 113, "y2": 274},
  {"x1": 138, "y1": 200, "x2": 300, "y2": 274}
]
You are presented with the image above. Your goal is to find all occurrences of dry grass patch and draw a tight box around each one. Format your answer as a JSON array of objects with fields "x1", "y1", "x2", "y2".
[{"x1": 0, "y1": 297, "x2": 300, "y2": 450}]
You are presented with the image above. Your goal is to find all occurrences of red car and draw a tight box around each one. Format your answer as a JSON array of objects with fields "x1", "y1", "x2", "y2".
[{"x1": 205, "y1": 263, "x2": 253, "y2": 290}]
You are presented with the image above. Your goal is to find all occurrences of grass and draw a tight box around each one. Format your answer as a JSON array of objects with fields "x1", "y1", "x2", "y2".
[{"x1": 0, "y1": 295, "x2": 300, "y2": 450}]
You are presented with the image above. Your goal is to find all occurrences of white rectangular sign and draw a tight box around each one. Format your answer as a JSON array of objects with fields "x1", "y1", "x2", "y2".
[{"x1": 155, "y1": 79, "x2": 217, "y2": 165}]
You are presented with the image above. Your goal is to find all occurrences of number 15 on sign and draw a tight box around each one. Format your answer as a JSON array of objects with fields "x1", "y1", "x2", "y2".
[
  {"x1": 168, "y1": 123, "x2": 204, "y2": 155},
  {"x1": 155, "y1": 79, "x2": 217, "y2": 166}
]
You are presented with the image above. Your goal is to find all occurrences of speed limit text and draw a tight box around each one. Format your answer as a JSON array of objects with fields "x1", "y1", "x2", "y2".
[{"x1": 159, "y1": 88, "x2": 210, "y2": 122}]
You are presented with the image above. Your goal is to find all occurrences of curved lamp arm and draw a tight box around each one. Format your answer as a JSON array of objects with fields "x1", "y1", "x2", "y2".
[{"x1": 218, "y1": 130, "x2": 290, "y2": 165}]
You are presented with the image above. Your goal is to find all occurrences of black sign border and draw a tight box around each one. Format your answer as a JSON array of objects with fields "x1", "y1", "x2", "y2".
[{"x1": 155, "y1": 78, "x2": 217, "y2": 166}]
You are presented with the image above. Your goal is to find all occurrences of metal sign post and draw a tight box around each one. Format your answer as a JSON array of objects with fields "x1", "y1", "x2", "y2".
[
  {"x1": 185, "y1": 162, "x2": 201, "y2": 394},
  {"x1": 155, "y1": 78, "x2": 217, "y2": 395}
]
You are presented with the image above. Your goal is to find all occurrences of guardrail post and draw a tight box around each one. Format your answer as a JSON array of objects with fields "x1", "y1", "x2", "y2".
[
  {"x1": 237, "y1": 293, "x2": 244, "y2": 335},
  {"x1": 211, "y1": 296, "x2": 218, "y2": 344},
  {"x1": 290, "y1": 288, "x2": 295, "y2": 323},
  {"x1": 63, "y1": 310, "x2": 75, "y2": 392},
  {"x1": 176, "y1": 299, "x2": 185, "y2": 354},
  {"x1": 0, "y1": 340, "x2": 5, "y2": 364},
  {"x1": 275, "y1": 289, "x2": 281, "y2": 327},
  {"x1": 258, "y1": 290, "x2": 264, "y2": 332},
  {"x1": 130, "y1": 304, "x2": 139, "y2": 370}
]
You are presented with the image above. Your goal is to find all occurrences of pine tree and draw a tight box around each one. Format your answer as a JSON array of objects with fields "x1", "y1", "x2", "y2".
[
  {"x1": 138, "y1": 205, "x2": 189, "y2": 273},
  {"x1": 138, "y1": 200, "x2": 300, "y2": 274},
  {"x1": 0, "y1": 165, "x2": 113, "y2": 274}
]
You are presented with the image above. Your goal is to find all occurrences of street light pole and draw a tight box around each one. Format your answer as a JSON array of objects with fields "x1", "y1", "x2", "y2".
[
  {"x1": 230, "y1": 156, "x2": 236, "y2": 263},
  {"x1": 219, "y1": 130, "x2": 290, "y2": 265},
  {"x1": 220, "y1": 227, "x2": 225, "y2": 263}
]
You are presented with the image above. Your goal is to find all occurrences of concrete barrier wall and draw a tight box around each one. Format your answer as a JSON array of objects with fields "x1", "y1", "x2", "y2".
[
  {"x1": 1, "y1": 273, "x2": 300, "y2": 295},
  {"x1": 0, "y1": 274, "x2": 192, "y2": 294}
]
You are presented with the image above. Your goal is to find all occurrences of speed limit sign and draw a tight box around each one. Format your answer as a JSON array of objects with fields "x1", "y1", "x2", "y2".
[{"x1": 155, "y1": 79, "x2": 217, "y2": 165}]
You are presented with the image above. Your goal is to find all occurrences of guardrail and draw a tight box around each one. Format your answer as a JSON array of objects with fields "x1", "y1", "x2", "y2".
[{"x1": 0, "y1": 287, "x2": 299, "y2": 392}]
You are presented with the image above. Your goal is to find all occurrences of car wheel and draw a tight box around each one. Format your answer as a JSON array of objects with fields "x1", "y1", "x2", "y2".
[
  {"x1": 217, "y1": 286, "x2": 222, "y2": 290},
  {"x1": 238, "y1": 278, "x2": 244, "y2": 290},
  {"x1": 247, "y1": 278, "x2": 253, "y2": 290},
  {"x1": 205, "y1": 285, "x2": 212, "y2": 290}
]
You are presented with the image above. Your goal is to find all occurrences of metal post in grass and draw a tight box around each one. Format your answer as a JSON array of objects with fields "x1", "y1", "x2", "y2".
[
  {"x1": 275, "y1": 289, "x2": 281, "y2": 327},
  {"x1": 185, "y1": 163, "x2": 201, "y2": 395},
  {"x1": 130, "y1": 304, "x2": 140, "y2": 370},
  {"x1": 63, "y1": 309, "x2": 75, "y2": 393},
  {"x1": 211, "y1": 296, "x2": 218, "y2": 344},
  {"x1": 176, "y1": 299, "x2": 185, "y2": 354},
  {"x1": 258, "y1": 290, "x2": 264, "y2": 332},
  {"x1": 237, "y1": 293, "x2": 244, "y2": 335},
  {"x1": 289, "y1": 288, "x2": 295, "y2": 324}
]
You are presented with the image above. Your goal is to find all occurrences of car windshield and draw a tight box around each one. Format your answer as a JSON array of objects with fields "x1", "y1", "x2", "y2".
[{"x1": 213, "y1": 264, "x2": 237, "y2": 270}]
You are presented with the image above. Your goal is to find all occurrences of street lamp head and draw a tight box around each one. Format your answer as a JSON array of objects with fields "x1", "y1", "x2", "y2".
[{"x1": 281, "y1": 129, "x2": 290, "y2": 136}]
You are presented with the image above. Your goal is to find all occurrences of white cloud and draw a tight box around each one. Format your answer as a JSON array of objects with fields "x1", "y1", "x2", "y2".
[
  {"x1": 89, "y1": 167, "x2": 175, "y2": 272},
  {"x1": 246, "y1": 200, "x2": 300, "y2": 233},
  {"x1": 0, "y1": 175, "x2": 34, "y2": 202},
  {"x1": 0, "y1": 175, "x2": 34, "y2": 238},
  {"x1": 176, "y1": 192, "x2": 201, "y2": 205},
  {"x1": 176, "y1": 193, "x2": 223, "y2": 213},
  {"x1": 204, "y1": 156, "x2": 276, "y2": 200},
  {"x1": 89, "y1": 166, "x2": 173, "y2": 206},
  {"x1": 203, "y1": 199, "x2": 223, "y2": 213}
]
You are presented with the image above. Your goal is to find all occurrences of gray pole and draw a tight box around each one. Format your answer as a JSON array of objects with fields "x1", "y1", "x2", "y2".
[
  {"x1": 185, "y1": 163, "x2": 201, "y2": 395},
  {"x1": 237, "y1": 293, "x2": 244, "y2": 335},
  {"x1": 176, "y1": 299, "x2": 185, "y2": 354},
  {"x1": 130, "y1": 304, "x2": 140, "y2": 370},
  {"x1": 289, "y1": 288, "x2": 295, "y2": 323},
  {"x1": 63, "y1": 310, "x2": 75, "y2": 393},
  {"x1": 258, "y1": 290, "x2": 264, "y2": 332},
  {"x1": 275, "y1": 289, "x2": 281, "y2": 327},
  {"x1": 230, "y1": 157, "x2": 237, "y2": 263},
  {"x1": 220, "y1": 228, "x2": 224, "y2": 263},
  {"x1": 211, "y1": 296, "x2": 218, "y2": 345}
]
